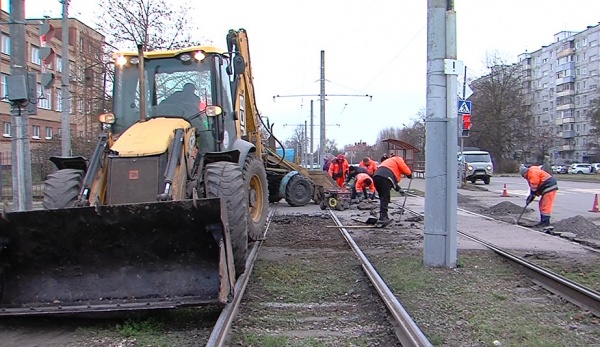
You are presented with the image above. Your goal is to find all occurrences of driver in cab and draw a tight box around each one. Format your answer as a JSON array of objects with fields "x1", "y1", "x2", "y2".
[{"x1": 160, "y1": 83, "x2": 202, "y2": 117}]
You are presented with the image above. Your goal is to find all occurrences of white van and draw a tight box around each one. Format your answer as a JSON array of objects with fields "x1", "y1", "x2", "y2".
[{"x1": 458, "y1": 150, "x2": 493, "y2": 184}]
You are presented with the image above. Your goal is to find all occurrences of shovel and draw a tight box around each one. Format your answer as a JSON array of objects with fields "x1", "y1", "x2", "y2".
[
  {"x1": 398, "y1": 177, "x2": 413, "y2": 221},
  {"x1": 515, "y1": 201, "x2": 531, "y2": 225}
]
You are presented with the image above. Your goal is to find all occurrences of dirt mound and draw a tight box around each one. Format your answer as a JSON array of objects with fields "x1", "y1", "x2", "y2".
[
  {"x1": 457, "y1": 193, "x2": 473, "y2": 203},
  {"x1": 482, "y1": 201, "x2": 525, "y2": 215},
  {"x1": 552, "y1": 215, "x2": 600, "y2": 240}
]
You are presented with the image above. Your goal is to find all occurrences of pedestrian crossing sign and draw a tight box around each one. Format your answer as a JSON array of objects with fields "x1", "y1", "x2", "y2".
[{"x1": 458, "y1": 100, "x2": 471, "y2": 114}]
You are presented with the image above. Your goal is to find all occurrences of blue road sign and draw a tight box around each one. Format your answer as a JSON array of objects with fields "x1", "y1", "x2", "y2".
[{"x1": 458, "y1": 100, "x2": 471, "y2": 114}]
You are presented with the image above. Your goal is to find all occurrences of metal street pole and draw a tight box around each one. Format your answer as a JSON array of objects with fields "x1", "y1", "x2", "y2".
[
  {"x1": 310, "y1": 100, "x2": 314, "y2": 169},
  {"x1": 9, "y1": 0, "x2": 33, "y2": 211},
  {"x1": 60, "y1": 0, "x2": 71, "y2": 156},
  {"x1": 424, "y1": 0, "x2": 458, "y2": 267},
  {"x1": 459, "y1": 65, "x2": 467, "y2": 186}
]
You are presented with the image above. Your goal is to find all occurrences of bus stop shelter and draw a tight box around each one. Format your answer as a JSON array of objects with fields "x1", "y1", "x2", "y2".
[{"x1": 381, "y1": 139, "x2": 423, "y2": 175}]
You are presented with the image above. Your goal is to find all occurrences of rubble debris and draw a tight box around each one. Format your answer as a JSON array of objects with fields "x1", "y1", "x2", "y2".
[
  {"x1": 457, "y1": 193, "x2": 473, "y2": 204},
  {"x1": 552, "y1": 215, "x2": 600, "y2": 240},
  {"x1": 482, "y1": 201, "x2": 528, "y2": 215}
]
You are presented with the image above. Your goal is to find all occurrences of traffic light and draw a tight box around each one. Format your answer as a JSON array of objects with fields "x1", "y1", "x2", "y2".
[
  {"x1": 39, "y1": 21, "x2": 55, "y2": 88},
  {"x1": 461, "y1": 114, "x2": 471, "y2": 137},
  {"x1": 39, "y1": 22, "x2": 55, "y2": 45}
]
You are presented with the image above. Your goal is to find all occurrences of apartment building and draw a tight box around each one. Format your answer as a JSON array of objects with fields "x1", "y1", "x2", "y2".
[
  {"x1": 518, "y1": 23, "x2": 600, "y2": 164},
  {"x1": 0, "y1": 5, "x2": 105, "y2": 154}
]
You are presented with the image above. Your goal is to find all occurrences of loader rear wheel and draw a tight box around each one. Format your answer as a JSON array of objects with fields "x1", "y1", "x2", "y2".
[
  {"x1": 243, "y1": 155, "x2": 268, "y2": 241},
  {"x1": 284, "y1": 174, "x2": 312, "y2": 207},
  {"x1": 205, "y1": 162, "x2": 248, "y2": 277},
  {"x1": 42, "y1": 169, "x2": 84, "y2": 209}
]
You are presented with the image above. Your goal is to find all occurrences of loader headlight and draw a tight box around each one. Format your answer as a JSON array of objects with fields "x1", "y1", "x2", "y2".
[
  {"x1": 129, "y1": 57, "x2": 139, "y2": 65},
  {"x1": 194, "y1": 51, "x2": 206, "y2": 61},
  {"x1": 205, "y1": 106, "x2": 222, "y2": 117},
  {"x1": 98, "y1": 113, "x2": 115, "y2": 124},
  {"x1": 115, "y1": 55, "x2": 127, "y2": 66}
]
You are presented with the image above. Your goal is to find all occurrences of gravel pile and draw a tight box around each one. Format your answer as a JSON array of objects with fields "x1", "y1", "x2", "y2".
[
  {"x1": 552, "y1": 215, "x2": 600, "y2": 239},
  {"x1": 457, "y1": 193, "x2": 473, "y2": 203},
  {"x1": 482, "y1": 201, "x2": 526, "y2": 215}
]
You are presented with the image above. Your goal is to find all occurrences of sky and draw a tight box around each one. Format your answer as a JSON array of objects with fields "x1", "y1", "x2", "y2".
[{"x1": 12, "y1": 0, "x2": 600, "y2": 150}]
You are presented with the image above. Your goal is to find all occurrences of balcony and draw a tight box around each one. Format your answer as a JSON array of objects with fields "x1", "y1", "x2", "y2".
[
  {"x1": 562, "y1": 130, "x2": 575, "y2": 138},
  {"x1": 556, "y1": 62, "x2": 575, "y2": 72},
  {"x1": 556, "y1": 76, "x2": 575, "y2": 85},
  {"x1": 557, "y1": 48, "x2": 575, "y2": 59},
  {"x1": 556, "y1": 89, "x2": 575, "y2": 97},
  {"x1": 555, "y1": 118, "x2": 563, "y2": 125},
  {"x1": 561, "y1": 145, "x2": 575, "y2": 151},
  {"x1": 556, "y1": 103, "x2": 575, "y2": 111},
  {"x1": 562, "y1": 116, "x2": 575, "y2": 123}
]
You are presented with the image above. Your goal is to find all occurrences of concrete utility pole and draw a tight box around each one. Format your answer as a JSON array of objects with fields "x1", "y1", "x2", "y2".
[
  {"x1": 319, "y1": 50, "x2": 326, "y2": 163},
  {"x1": 60, "y1": 0, "x2": 71, "y2": 156},
  {"x1": 424, "y1": 0, "x2": 458, "y2": 267},
  {"x1": 9, "y1": 0, "x2": 33, "y2": 211}
]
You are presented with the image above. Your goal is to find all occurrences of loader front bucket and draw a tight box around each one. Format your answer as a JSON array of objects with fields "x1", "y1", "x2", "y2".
[{"x1": 0, "y1": 198, "x2": 235, "y2": 316}]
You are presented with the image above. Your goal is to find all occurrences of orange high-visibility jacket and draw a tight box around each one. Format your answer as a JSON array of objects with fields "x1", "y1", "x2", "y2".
[
  {"x1": 524, "y1": 166, "x2": 558, "y2": 195},
  {"x1": 355, "y1": 173, "x2": 375, "y2": 193},
  {"x1": 379, "y1": 156, "x2": 412, "y2": 183},
  {"x1": 359, "y1": 158, "x2": 377, "y2": 176}
]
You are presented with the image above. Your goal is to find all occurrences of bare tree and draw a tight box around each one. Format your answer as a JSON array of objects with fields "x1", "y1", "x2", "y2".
[
  {"x1": 373, "y1": 109, "x2": 426, "y2": 161},
  {"x1": 465, "y1": 55, "x2": 529, "y2": 167},
  {"x1": 97, "y1": 0, "x2": 201, "y2": 51}
]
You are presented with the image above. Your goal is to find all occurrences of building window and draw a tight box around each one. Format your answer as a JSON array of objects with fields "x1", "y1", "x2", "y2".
[
  {"x1": 3, "y1": 122, "x2": 10, "y2": 137},
  {"x1": 32, "y1": 125, "x2": 40, "y2": 139},
  {"x1": 30, "y1": 45, "x2": 41, "y2": 65},
  {"x1": 1, "y1": 33, "x2": 9, "y2": 54},
  {"x1": 55, "y1": 88, "x2": 62, "y2": 111},
  {"x1": 1, "y1": 73, "x2": 8, "y2": 101},
  {"x1": 37, "y1": 84, "x2": 51, "y2": 110},
  {"x1": 45, "y1": 127, "x2": 52, "y2": 139},
  {"x1": 58, "y1": 128, "x2": 62, "y2": 137},
  {"x1": 56, "y1": 56, "x2": 62, "y2": 73}
]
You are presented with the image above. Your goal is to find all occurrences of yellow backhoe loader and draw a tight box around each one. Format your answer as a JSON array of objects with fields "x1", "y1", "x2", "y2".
[{"x1": 0, "y1": 29, "x2": 271, "y2": 316}]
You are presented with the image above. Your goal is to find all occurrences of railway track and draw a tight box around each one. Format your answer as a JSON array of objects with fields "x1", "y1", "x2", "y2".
[
  {"x1": 400, "y1": 193, "x2": 600, "y2": 317},
  {"x1": 212, "y1": 206, "x2": 433, "y2": 346}
]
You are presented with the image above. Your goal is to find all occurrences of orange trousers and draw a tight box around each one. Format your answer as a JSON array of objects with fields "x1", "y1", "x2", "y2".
[
  {"x1": 335, "y1": 176, "x2": 346, "y2": 188},
  {"x1": 539, "y1": 190, "x2": 556, "y2": 216}
]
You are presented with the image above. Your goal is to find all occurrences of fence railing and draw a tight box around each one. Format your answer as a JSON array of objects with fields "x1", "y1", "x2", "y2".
[{"x1": 0, "y1": 152, "x2": 45, "y2": 201}]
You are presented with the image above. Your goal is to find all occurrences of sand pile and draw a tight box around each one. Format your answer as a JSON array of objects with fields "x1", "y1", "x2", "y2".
[
  {"x1": 482, "y1": 201, "x2": 526, "y2": 215},
  {"x1": 552, "y1": 215, "x2": 600, "y2": 240}
]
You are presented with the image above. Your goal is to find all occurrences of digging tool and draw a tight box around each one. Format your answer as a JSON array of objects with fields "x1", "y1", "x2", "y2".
[
  {"x1": 398, "y1": 177, "x2": 413, "y2": 221},
  {"x1": 515, "y1": 202, "x2": 530, "y2": 225},
  {"x1": 352, "y1": 216, "x2": 378, "y2": 225}
]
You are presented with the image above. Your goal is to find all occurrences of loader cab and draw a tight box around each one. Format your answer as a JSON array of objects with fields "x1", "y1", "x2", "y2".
[{"x1": 110, "y1": 47, "x2": 237, "y2": 153}]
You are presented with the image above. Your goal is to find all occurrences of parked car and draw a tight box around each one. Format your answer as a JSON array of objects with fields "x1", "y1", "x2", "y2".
[
  {"x1": 568, "y1": 163, "x2": 593, "y2": 174},
  {"x1": 551, "y1": 165, "x2": 568, "y2": 174}
]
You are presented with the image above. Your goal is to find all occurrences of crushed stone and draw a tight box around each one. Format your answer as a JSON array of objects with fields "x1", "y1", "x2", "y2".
[
  {"x1": 552, "y1": 215, "x2": 600, "y2": 240},
  {"x1": 482, "y1": 201, "x2": 527, "y2": 215},
  {"x1": 457, "y1": 193, "x2": 473, "y2": 204}
]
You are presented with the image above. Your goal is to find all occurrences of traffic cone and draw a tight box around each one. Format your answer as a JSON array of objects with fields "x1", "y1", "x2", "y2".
[
  {"x1": 590, "y1": 194, "x2": 600, "y2": 212},
  {"x1": 501, "y1": 183, "x2": 509, "y2": 197}
]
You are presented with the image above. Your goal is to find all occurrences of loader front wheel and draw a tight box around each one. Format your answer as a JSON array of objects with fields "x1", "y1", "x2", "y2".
[
  {"x1": 43, "y1": 169, "x2": 84, "y2": 209},
  {"x1": 205, "y1": 162, "x2": 248, "y2": 277},
  {"x1": 243, "y1": 155, "x2": 268, "y2": 241},
  {"x1": 284, "y1": 174, "x2": 312, "y2": 207}
]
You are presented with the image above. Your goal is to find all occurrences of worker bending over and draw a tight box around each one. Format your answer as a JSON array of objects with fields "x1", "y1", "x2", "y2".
[
  {"x1": 519, "y1": 165, "x2": 558, "y2": 227},
  {"x1": 373, "y1": 156, "x2": 412, "y2": 227},
  {"x1": 351, "y1": 173, "x2": 376, "y2": 203},
  {"x1": 359, "y1": 157, "x2": 377, "y2": 176}
]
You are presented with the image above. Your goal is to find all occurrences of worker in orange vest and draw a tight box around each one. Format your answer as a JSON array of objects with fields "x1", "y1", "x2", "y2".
[
  {"x1": 373, "y1": 156, "x2": 412, "y2": 227},
  {"x1": 328, "y1": 154, "x2": 349, "y2": 188},
  {"x1": 358, "y1": 157, "x2": 377, "y2": 176},
  {"x1": 351, "y1": 172, "x2": 376, "y2": 203},
  {"x1": 519, "y1": 165, "x2": 558, "y2": 226}
]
